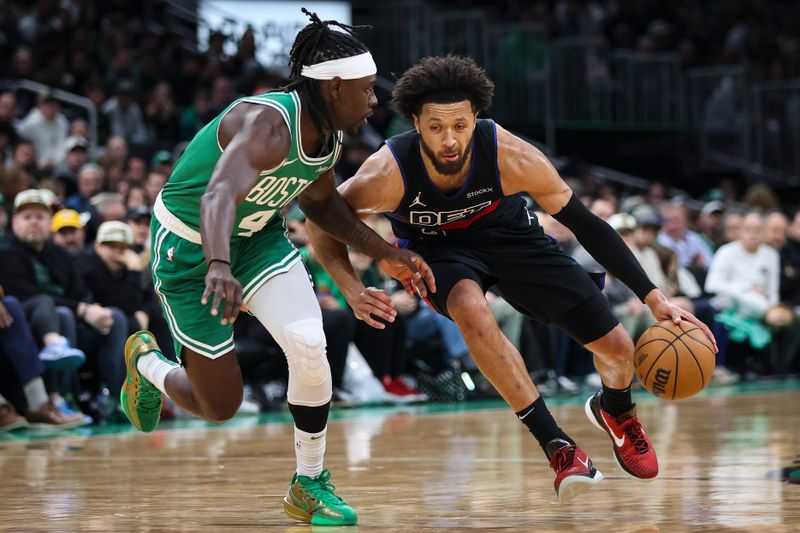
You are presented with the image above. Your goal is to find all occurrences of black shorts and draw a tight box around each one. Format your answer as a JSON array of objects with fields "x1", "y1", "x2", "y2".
[{"x1": 408, "y1": 231, "x2": 619, "y2": 346}]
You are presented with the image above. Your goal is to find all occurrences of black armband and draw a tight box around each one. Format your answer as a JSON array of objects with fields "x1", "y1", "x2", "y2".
[{"x1": 552, "y1": 194, "x2": 656, "y2": 301}]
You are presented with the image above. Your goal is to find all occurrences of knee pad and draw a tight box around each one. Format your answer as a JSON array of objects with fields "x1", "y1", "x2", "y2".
[{"x1": 283, "y1": 319, "x2": 329, "y2": 387}]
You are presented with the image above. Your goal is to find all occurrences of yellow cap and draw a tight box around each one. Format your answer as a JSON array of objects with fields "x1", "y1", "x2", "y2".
[{"x1": 51, "y1": 209, "x2": 83, "y2": 232}]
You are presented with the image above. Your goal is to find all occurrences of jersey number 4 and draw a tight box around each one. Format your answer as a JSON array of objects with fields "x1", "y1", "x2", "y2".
[{"x1": 237, "y1": 209, "x2": 276, "y2": 237}]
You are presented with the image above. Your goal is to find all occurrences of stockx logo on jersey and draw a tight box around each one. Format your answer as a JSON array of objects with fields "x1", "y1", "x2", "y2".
[{"x1": 245, "y1": 173, "x2": 312, "y2": 208}]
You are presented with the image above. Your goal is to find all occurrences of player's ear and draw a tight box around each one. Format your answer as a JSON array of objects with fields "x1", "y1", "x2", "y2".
[
  {"x1": 412, "y1": 114, "x2": 420, "y2": 133},
  {"x1": 329, "y1": 77, "x2": 343, "y2": 99}
]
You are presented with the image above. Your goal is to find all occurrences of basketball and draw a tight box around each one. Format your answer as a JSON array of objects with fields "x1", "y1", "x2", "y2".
[{"x1": 634, "y1": 320, "x2": 716, "y2": 400}]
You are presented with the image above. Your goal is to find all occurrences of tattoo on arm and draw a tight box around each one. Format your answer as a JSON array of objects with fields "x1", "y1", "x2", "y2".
[{"x1": 304, "y1": 191, "x2": 389, "y2": 260}]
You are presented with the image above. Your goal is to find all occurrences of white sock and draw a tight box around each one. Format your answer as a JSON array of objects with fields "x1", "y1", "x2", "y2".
[
  {"x1": 136, "y1": 352, "x2": 179, "y2": 395},
  {"x1": 294, "y1": 426, "x2": 326, "y2": 478},
  {"x1": 23, "y1": 377, "x2": 49, "y2": 411}
]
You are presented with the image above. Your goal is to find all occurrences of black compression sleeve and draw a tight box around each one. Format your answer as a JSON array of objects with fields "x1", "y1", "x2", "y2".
[{"x1": 552, "y1": 194, "x2": 656, "y2": 301}]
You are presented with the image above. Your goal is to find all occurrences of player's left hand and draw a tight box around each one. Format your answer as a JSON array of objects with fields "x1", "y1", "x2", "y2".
[
  {"x1": 347, "y1": 286, "x2": 397, "y2": 330},
  {"x1": 378, "y1": 248, "x2": 436, "y2": 298},
  {"x1": 645, "y1": 290, "x2": 718, "y2": 352}
]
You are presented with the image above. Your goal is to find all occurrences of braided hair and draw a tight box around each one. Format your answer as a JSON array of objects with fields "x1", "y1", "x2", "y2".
[{"x1": 277, "y1": 8, "x2": 371, "y2": 138}]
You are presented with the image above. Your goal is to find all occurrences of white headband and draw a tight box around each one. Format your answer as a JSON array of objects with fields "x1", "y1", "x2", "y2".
[{"x1": 300, "y1": 52, "x2": 377, "y2": 80}]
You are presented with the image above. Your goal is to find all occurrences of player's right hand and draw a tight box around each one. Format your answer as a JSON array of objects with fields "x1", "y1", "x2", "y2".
[
  {"x1": 347, "y1": 286, "x2": 397, "y2": 330},
  {"x1": 202, "y1": 262, "x2": 243, "y2": 325},
  {"x1": 378, "y1": 248, "x2": 436, "y2": 298}
]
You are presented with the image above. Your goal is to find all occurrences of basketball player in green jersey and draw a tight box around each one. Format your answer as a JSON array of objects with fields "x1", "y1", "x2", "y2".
[{"x1": 119, "y1": 11, "x2": 434, "y2": 526}]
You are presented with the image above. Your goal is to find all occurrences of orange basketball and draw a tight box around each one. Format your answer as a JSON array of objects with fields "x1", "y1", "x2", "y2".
[{"x1": 634, "y1": 320, "x2": 716, "y2": 400}]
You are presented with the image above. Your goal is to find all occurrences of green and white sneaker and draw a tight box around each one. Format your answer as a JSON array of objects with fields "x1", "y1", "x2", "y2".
[
  {"x1": 283, "y1": 469, "x2": 358, "y2": 526},
  {"x1": 120, "y1": 331, "x2": 164, "y2": 432}
]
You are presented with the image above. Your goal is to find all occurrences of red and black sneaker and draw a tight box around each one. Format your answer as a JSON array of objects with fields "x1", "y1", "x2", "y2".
[
  {"x1": 584, "y1": 391, "x2": 658, "y2": 480},
  {"x1": 546, "y1": 439, "x2": 604, "y2": 503}
]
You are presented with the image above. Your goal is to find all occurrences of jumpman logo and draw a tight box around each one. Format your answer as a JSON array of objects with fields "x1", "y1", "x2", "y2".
[{"x1": 410, "y1": 192, "x2": 426, "y2": 208}]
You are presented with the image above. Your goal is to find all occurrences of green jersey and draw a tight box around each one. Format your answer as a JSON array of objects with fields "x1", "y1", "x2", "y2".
[{"x1": 158, "y1": 90, "x2": 342, "y2": 239}]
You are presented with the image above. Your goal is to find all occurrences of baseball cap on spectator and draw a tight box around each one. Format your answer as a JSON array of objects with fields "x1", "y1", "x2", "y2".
[
  {"x1": 700, "y1": 200, "x2": 725, "y2": 218},
  {"x1": 37, "y1": 87, "x2": 57, "y2": 103},
  {"x1": 151, "y1": 150, "x2": 172, "y2": 167},
  {"x1": 115, "y1": 79, "x2": 136, "y2": 95},
  {"x1": 13, "y1": 188, "x2": 53, "y2": 213},
  {"x1": 96, "y1": 221, "x2": 133, "y2": 246},
  {"x1": 632, "y1": 204, "x2": 663, "y2": 228},
  {"x1": 51, "y1": 209, "x2": 83, "y2": 232},
  {"x1": 127, "y1": 205, "x2": 152, "y2": 222},
  {"x1": 64, "y1": 136, "x2": 89, "y2": 153},
  {"x1": 608, "y1": 213, "x2": 637, "y2": 233}
]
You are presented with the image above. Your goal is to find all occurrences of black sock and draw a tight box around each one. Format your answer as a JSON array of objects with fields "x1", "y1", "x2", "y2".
[
  {"x1": 288, "y1": 402, "x2": 330, "y2": 433},
  {"x1": 516, "y1": 396, "x2": 574, "y2": 458},
  {"x1": 601, "y1": 382, "x2": 635, "y2": 417}
]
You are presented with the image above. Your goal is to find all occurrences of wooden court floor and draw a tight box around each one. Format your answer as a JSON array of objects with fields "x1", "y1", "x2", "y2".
[{"x1": 1, "y1": 383, "x2": 798, "y2": 532}]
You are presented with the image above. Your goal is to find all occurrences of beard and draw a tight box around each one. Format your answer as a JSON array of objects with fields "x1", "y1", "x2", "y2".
[{"x1": 420, "y1": 133, "x2": 474, "y2": 176}]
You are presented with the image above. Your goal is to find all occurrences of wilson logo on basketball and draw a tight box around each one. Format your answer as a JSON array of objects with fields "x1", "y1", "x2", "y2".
[{"x1": 652, "y1": 368, "x2": 672, "y2": 396}]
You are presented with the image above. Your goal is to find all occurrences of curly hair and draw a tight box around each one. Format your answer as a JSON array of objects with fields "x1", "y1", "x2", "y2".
[
  {"x1": 275, "y1": 8, "x2": 371, "y2": 137},
  {"x1": 391, "y1": 55, "x2": 495, "y2": 119}
]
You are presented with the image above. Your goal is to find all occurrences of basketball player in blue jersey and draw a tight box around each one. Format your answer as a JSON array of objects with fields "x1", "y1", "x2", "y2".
[
  {"x1": 307, "y1": 55, "x2": 717, "y2": 503},
  {"x1": 119, "y1": 12, "x2": 434, "y2": 526}
]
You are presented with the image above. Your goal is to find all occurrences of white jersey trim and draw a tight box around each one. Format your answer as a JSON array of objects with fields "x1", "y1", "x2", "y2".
[{"x1": 154, "y1": 192, "x2": 202, "y2": 244}]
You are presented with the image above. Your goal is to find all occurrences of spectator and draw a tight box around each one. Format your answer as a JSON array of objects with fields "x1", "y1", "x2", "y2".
[
  {"x1": 1, "y1": 165, "x2": 36, "y2": 207},
  {"x1": 16, "y1": 89, "x2": 69, "y2": 172},
  {"x1": 0, "y1": 91, "x2": 19, "y2": 126},
  {"x1": 126, "y1": 206, "x2": 151, "y2": 254},
  {"x1": 125, "y1": 186, "x2": 148, "y2": 210},
  {"x1": 605, "y1": 213, "x2": 655, "y2": 339},
  {"x1": 721, "y1": 211, "x2": 743, "y2": 245},
  {"x1": 66, "y1": 163, "x2": 104, "y2": 214},
  {"x1": 179, "y1": 88, "x2": 211, "y2": 141},
  {"x1": 349, "y1": 249, "x2": 425, "y2": 400},
  {"x1": 101, "y1": 79, "x2": 148, "y2": 145},
  {"x1": 150, "y1": 151, "x2": 173, "y2": 177},
  {"x1": 706, "y1": 212, "x2": 780, "y2": 374},
  {"x1": 0, "y1": 292, "x2": 87, "y2": 429},
  {"x1": 99, "y1": 135, "x2": 129, "y2": 169},
  {"x1": 90, "y1": 192, "x2": 127, "y2": 224},
  {"x1": 144, "y1": 171, "x2": 167, "y2": 203},
  {"x1": 659, "y1": 202, "x2": 714, "y2": 270},
  {"x1": 763, "y1": 211, "x2": 800, "y2": 374},
  {"x1": 144, "y1": 82, "x2": 179, "y2": 146},
  {"x1": 0, "y1": 189, "x2": 87, "y2": 370},
  {"x1": 75, "y1": 221, "x2": 144, "y2": 398},
  {"x1": 11, "y1": 140, "x2": 37, "y2": 176},
  {"x1": 68, "y1": 119, "x2": 89, "y2": 141},
  {"x1": 53, "y1": 136, "x2": 90, "y2": 197},
  {"x1": 630, "y1": 204, "x2": 669, "y2": 290},
  {"x1": 51, "y1": 208, "x2": 86, "y2": 257},
  {"x1": 697, "y1": 201, "x2": 726, "y2": 250}
]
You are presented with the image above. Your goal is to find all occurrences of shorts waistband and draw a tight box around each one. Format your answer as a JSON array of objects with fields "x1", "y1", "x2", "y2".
[{"x1": 154, "y1": 192, "x2": 203, "y2": 244}]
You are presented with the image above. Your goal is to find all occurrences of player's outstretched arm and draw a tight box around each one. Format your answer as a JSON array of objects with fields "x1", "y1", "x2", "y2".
[
  {"x1": 300, "y1": 146, "x2": 435, "y2": 295},
  {"x1": 304, "y1": 147, "x2": 434, "y2": 328},
  {"x1": 496, "y1": 125, "x2": 716, "y2": 349},
  {"x1": 199, "y1": 106, "x2": 290, "y2": 325}
]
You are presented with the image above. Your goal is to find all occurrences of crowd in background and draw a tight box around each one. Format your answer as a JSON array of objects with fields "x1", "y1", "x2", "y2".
[
  {"x1": 1, "y1": 0, "x2": 800, "y2": 431},
  {"x1": 451, "y1": 0, "x2": 800, "y2": 79}
]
